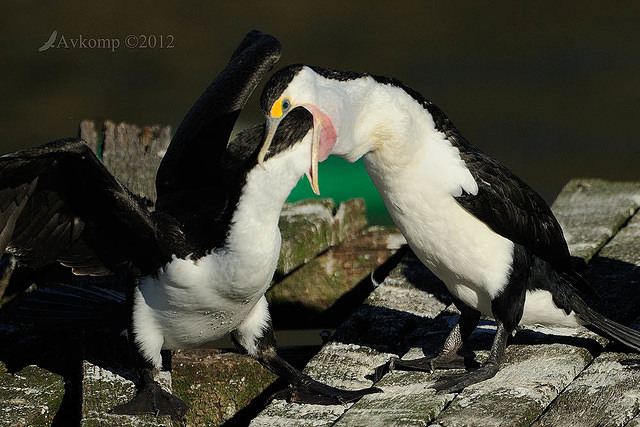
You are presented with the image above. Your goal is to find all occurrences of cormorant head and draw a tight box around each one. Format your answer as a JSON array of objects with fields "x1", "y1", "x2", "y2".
[{"x1": 257, "y1": 65, "x2": 341, "y2": 195}]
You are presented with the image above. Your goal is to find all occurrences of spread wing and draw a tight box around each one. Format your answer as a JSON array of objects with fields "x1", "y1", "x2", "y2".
[
  {"x1": 0, "y1": 138, "x2": 167, "y2": 277},
  {"x1": 154, "y1": 30, "x2": 282, "y2": 253}
]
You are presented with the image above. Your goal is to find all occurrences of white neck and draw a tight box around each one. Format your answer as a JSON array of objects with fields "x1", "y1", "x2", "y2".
[
  {"x1": 322, "y1": 78, "x2": 477, "y2": 198},
  {"x1": 131, "y1": 140, "x2": 312, "y2": 365},
  {"x1": 223, "y1": 146, "x2": 308, "y2": 278}
]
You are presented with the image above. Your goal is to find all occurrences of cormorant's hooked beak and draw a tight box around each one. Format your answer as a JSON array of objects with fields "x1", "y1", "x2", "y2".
[
  {"x1": 257, "y1": 116, "x2": 280, "y2": 169},
  {"x1": 257, "y1": 106, "x2": 336, "y2": 196}
]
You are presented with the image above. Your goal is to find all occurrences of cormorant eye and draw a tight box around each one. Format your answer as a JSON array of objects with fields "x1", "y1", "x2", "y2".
[{"x1": 281, "y1": 98, "x2": 291, "y2": 112}]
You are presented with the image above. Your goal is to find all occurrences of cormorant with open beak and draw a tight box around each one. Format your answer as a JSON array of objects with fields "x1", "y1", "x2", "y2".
[{"x1": 257, "y1": 64, "x2": 640, "y2": 393}]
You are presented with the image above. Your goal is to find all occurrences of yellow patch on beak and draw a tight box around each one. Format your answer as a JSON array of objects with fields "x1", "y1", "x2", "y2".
[{"x1": 270, "y1": 97, "x2": 285, "y2": 118}]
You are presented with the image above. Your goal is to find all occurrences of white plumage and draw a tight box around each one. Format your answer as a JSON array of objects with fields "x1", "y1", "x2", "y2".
[
  {"x1": 133, "y1": 129, "x2": 314, "y2": 367},
  {"x1": 259, "y1": 63, "x2": 640, "y2": 393}
]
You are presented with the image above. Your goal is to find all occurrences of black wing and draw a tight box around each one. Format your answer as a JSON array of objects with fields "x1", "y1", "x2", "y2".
[
  {"x1": 155, "y1": 30, "x2": 282, "y2": 253},
  {"x1": 433, "y1": 111, "x2": 598, "y2": 298},
  {"x1": 450, "y1": 132, "x2": 571, "y2": 270},
  {"x1": 0, "y1": 138, "x2": 167, "y2": 276}
]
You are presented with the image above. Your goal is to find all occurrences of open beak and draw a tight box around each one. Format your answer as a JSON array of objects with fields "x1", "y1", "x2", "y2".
[
  {"x1": 305, "y1": 114, "x2": 322, "y2": 195},
  {"x1": 258, "y1": 106, "x2": 336, "y2": 196}
]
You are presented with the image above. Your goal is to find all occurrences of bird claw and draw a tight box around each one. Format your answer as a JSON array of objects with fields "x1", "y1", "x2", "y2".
[
  {"x1": 389, "y1": 353, "x2": 471, "y2": 373},
  {"x1": 109, "y1": 380, "x2": 189, "y2": 421},
  {"x1": 272, "y1": 381, "x2": 381, "y2": 405},
  {"x1": 432, "y1": 360, "x2": 500, "y2": 394}
]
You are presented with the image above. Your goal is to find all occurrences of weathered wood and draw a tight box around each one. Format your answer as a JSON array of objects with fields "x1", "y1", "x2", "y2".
[
  {"x1": 81, "y1": 362, "x2": 174, "y2": 426},
  {"x1": 171, "y1": 350, "x2": 277, "y2": 426},
  {"x1": 78, "y1": 119, "x2": 100, "y2": 153},
  {"x1": 277, "y1": 198, "x2": 368, "y2": 276},
  {"x1": 532, "y1": 209, "x2": 640, "y2": 426},
  {"x1": 533, "y1": 351, "x2": 640, "y2": 427},
  {"x1": 268, "y1": 225, "x2": 405, "y2": 328},
  {"x1": 101, "y1": 120, "x2": 172, "y2": 203},
  {"x1": 252, "y1": 253, "x2": 452, "y2": 425},
  {"x1": 0, "y1": 362, "x2": 64, "y2": 425},
  {"x1": 552, "y1": 178, "x2": 640, "y2": 263},
  {"x1": 79, "y1": 119, "x2": 173, "y2": 203},
  {"x1": 251, "y1": 342, "x2": 392, "y2": 426},
  {"x1": 335, "y1": 371, "x2": 451, "y2": 427},
  {"x1": 254, "y1": 179, "x2": 640, "y2": 426},
  {"x1": 433, "y1": 327, "x2": 605, "y2": 426}
]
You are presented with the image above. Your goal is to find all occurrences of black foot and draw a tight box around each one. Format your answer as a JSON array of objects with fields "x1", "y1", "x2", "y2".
[
  {"x1": 251, "y1": 324, "x2": 382, "y2": 405},
  {"x1": 433, "y1": 360, "x2": 500, "y2": 394},
  {"x1": 389, "y1": 352, "x2": 473, "y2": 373},
  {"x1": 273, "y1": 378, "x2": 381, "y2": 405},
  {"x1": 620, "y1": 359, "x2": 640, "y2": 369},
  {"x1": 110, "y1": 380, "x2": 189, "y2": 420}
]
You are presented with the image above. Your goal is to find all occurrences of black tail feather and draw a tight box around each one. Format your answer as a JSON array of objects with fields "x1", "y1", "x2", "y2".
[
  {"x1": 558, "y1": 269, "x2": 600, "y2": 301},
  {"x1": 557, "y1": 272, "x2": 640, "y2": 352},
  {"x1": 578, "y1": 305, "x2": 640, "y2": 352}
]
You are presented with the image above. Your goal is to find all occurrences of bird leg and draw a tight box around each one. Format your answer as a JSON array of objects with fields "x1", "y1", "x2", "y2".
[
  {"x1": 110, "y1": 299, "x2": 189, "y2": 421},
  {"x1": 433, "y1": 320, "x2": 510, "y2": 393},
  {"x1": 110, "y1": 366, "x2": 189, "y2": 419},
  {"x1": 252, "y1": 324, "x2": 381, "y2": 404},
  {"x1": 390, "y1": 305, "x2": 481, "y2": 372}
]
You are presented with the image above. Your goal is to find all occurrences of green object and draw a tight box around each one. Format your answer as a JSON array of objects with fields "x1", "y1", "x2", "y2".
[{"x1": 287, "y1": 157, "x2": 392, "y2": 225}]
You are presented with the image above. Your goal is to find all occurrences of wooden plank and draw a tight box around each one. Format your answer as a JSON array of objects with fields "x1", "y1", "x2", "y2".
[
  {"x1": 81, "y1": 361, "x2": 174, "y2": 426},
  {"x1": 531, "y1": 210, "x2": 640, "y2": 425},
  {"x1": 532, "y1": 351, "x2": 640, "y2": 426},
  {"x1": 0, "y1": 362, "x2": 64, "y2": 425},
  {"x1": 252, "y1": 253, "x2": 452, "y2": 425},
  {"x1": 334, "y1": 371, "x2": 452, "y2": 427},
  {"x1": 250, "y1": 341, "x2": 391, "y2": 426},
  {"x1": 101, "y1": 120, "x2": 172, "y2": 203},
  {"x1": 551, "y1": 179, "x2": 640, "y2": 263},
  {"x1": 171, "y1": 350, "x2": 277, "y2": 427},
  {"x1": 433, "y1": 327, "x2": 605, "y2": 426},
  {"x1": 268, "y1": 225, "x2": 404, "y2": 328},
  {"x1": 78, "y1": 119, "x2": 100, "y2": 153},
  {"x1": 254, "y1": 180, "x2": 640, "y2": 425},
  {"x1": 277, "y1": 198, "x2": 367, "y2": 276}
]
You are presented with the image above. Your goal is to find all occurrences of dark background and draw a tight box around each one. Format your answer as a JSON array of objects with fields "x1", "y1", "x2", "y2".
[{"x1": 1, "y1": 2, "x2": 639, "y2": 223}]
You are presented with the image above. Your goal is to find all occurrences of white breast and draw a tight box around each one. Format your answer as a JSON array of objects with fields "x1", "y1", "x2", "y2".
[
  {"x1": 132, "y1": 242, "x2": 279, "y2": 367},
  {"x1": 363, "y1": 106, "x2": 515, "y2": 317},
  {"x1": 382, "y1": 179, "x2": 514, "y2": 316},
  {"x1": 129, "y1": 133, "x2": 313, "y2": 368}
]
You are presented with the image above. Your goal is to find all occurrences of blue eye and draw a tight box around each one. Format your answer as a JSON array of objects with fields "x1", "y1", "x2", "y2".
[{"x1": 282, "y1": 98, "x2": 291, "y2": 111}]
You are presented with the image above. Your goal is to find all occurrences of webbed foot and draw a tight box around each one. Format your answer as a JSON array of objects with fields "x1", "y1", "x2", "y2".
[
  {"x1": 389, "y1": 352, "x2": 474, "y2": 373},
  {"x1": 274, "y1": 376, "x2": 381, "y2": 405},
  {"x1": 432, "y1": 360, "x2": 500, "y2": 394},
  {"x1": 110, "y1": 379, "x2": 189, "y2": 420}
]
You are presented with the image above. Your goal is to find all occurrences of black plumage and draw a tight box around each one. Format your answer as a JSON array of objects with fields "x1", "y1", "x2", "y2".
[
  {"x1": 1, "y1": 33, "x2": 379, "y2": 418},
  {"x1": 0, "y1": 138, "x2": 168, "y2": 276},
  {"x1": 258, "y1": 62, "x2": 640, "y2": 395}
]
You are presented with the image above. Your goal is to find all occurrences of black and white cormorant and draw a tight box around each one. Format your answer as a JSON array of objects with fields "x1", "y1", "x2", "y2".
[
  {"x1": 257, "y1": 64, "x2": 640, "y2": 393},
  {"x1": 0, "y1": 35, "x2": 378, "y2": 418}
]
